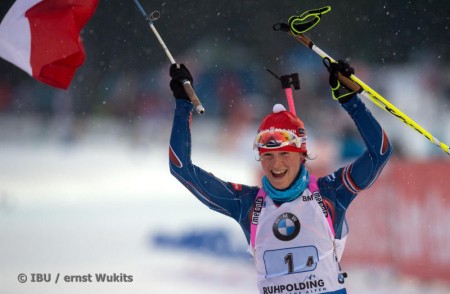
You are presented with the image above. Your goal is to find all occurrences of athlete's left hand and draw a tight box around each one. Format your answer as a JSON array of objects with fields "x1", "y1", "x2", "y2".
[{"x1": 324, "y1": 58, "x2": 356, "y2": 103}]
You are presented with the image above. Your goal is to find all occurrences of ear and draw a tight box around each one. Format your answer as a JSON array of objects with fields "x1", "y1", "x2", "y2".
[{"x1": 300, "y1": 152, "x2": 307, "y2": 164}]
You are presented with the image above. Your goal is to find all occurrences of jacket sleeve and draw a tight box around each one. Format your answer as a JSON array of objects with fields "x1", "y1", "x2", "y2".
[
  {"x1": 318, "y1": 94, "x2": 393, "y2": 238},
  {"x1": 338, "y1": 94, "x2": 393, "y2": 193},
  {"x1": 169, "y1": 99, "x2": 258, "y2": 240}
]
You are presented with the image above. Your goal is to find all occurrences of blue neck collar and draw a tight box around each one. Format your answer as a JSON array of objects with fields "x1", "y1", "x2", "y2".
[{"x1": 262, "y1": 165, "x2": 310, "y2": 203}]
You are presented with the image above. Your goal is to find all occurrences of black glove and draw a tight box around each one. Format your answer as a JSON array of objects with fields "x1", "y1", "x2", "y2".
[
  {"x1": 169, "y1": 63, "x2": 193, "y2": 100},
  {"x1": 324, "y1": 58, "x2": 356, "y2": 103}
]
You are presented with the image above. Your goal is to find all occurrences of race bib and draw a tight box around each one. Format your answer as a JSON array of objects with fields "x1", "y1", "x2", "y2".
[{"x1": 263, "y1": 246, "x2": 318, "y2": 278}]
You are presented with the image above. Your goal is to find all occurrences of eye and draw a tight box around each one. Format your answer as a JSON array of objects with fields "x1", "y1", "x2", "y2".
[{"x1": 262, "y1": 153, "x2": 274, "y2": 160}]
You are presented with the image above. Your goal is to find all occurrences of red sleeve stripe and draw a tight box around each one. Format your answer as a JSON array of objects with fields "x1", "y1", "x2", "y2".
[
  {"x1": 169, "y1": 145, "x2": 183, "y2": 168},
  {"x1": 380, "y1": 130, "x2": 390, "y2": 155},
  {"x1": 341, "y1": 164, "x2": 360, "y2": 194}
]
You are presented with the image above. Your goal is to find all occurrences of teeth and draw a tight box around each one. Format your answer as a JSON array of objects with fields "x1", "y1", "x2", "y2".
[{"x1": 272, "y1": 170, "x2": 287, "y2": 175}]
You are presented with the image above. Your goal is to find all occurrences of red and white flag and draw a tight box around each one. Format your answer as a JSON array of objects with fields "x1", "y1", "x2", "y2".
[{"x1": 0, "y1": 0, "x2": 99, "y2": 89}]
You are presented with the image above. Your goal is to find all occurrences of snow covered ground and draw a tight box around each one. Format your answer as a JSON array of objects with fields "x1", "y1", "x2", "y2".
[{"x1": 1, "y1": 117, "x2": 449, "y2": 294}]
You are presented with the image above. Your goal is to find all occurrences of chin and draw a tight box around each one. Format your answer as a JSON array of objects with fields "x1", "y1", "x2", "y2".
[{"x1": 272, "y1": 181, "x2": 289, "y2": 190}]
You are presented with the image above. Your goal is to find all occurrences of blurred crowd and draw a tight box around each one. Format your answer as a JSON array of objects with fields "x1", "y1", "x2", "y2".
[
  {"x1": 1, "y1": 1, "x2": 449, "y2": 169},
  {"x1": 0, "y1": 41, "x2": 449, "y2": 167}
]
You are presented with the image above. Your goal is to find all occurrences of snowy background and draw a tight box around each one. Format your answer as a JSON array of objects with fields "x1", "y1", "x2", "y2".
[{"x1": 1, "y1": 117, "x2": 450, "y2": 294}]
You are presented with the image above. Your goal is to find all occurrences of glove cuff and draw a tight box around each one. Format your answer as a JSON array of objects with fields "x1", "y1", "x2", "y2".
[
  {"x1": 337, "y1": 92, "x2": 356, "y2": 104},
  {"x1": 331, "y1": 81, "x2": 356, "y2": 102}
]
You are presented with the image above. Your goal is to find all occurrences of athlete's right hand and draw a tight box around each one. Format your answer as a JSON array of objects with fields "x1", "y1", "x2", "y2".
[{"x1": 169, "y1": 63, "x2": 193, "y2": 100}]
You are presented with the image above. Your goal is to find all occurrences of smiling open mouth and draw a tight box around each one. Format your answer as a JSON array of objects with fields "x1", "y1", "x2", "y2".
[{"x1": 271, "y1": 170, "x2": 287, "y2": 178}]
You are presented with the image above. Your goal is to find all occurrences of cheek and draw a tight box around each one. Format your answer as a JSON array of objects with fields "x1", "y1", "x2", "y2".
[
  {"x1": 287, "y1": 157, "x2": 302, "y2": 173},
  {"x1": 290, "y1": 163, "x2": 301, "y2": 175},
  {"x1": 260, "y1": 159, "x2": 273, "y2": 175}
]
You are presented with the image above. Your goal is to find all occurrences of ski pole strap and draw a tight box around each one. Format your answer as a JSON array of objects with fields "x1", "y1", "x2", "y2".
[
  {"x1": 273, "y1": 6, "x2": 331, "y2": 44},
  {"x1": 289, "y1": 6, "x2": 331, "y2": 35}
]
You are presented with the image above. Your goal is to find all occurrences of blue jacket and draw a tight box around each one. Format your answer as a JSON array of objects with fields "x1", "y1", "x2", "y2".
[{"x1": 169, "y1": 95, "x2": 392, "y2": 243}]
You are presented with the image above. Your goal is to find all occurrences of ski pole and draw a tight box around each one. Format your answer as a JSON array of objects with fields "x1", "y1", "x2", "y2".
[
  {"x1": 266, "y1": 68, "x2": 300, "y2": 116},
  {"x1": 274, "y1": 7, "x2": 450, "y2": 156},
  {"x1": 131, "y1": 0, "x2": 205, "y2": 115}
]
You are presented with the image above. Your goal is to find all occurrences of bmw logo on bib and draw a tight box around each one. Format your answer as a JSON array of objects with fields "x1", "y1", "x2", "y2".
[{"x1": 272, "y1": 213, "x2": 301, "y2": 241}]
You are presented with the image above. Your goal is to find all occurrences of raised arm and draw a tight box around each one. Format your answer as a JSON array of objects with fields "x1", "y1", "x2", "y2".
[
  {"x1": 318, "y1": 60, "x2": 393, "y2": 238},
  {"x1": 168, "y1": 64, "x2": 258, "y2": 239},
  {"x1": 339, "y1": 95, "x2": 392, "y2": 191}
]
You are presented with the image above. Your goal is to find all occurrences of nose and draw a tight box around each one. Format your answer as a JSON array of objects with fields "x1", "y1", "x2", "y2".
[{"x1": 271, "y1": 154, "x2": 284, "y2": 168}]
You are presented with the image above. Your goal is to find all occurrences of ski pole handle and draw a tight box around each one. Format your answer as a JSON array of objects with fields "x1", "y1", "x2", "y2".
[
  {"x1": 337, "y1": 72, "x2": 362, "y2": 93},
  {"x1": 288, "y1": 31, "x2": 450, "y2": 156},
  {"x1": 296, "y1": 33, "x2": 361, "y2": 93},
  {"x1": 182, "y1": 80, "x2": 205, "y2": 115}
]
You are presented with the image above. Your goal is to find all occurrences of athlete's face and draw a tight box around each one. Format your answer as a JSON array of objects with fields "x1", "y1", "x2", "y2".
[{"x1": 260, "y1": 151, "x2": 304, "y2": 190}]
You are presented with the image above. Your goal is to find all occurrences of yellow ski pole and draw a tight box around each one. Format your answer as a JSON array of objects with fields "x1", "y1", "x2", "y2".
[{"x1": 273, "y1": 7, "x2": 450, "y2": 156}]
